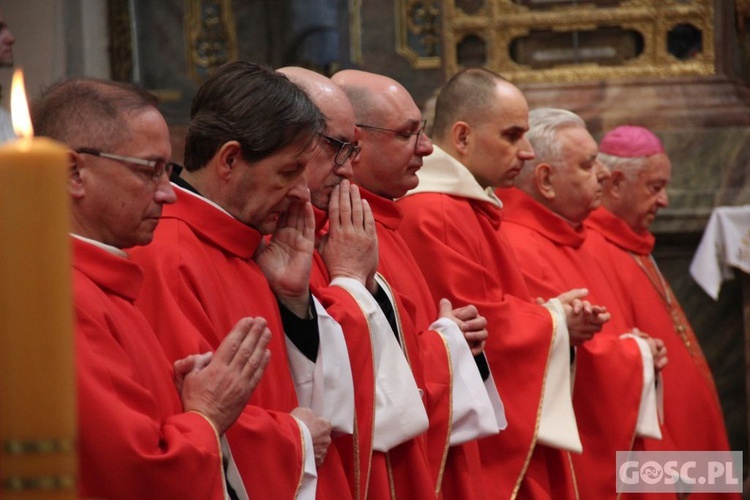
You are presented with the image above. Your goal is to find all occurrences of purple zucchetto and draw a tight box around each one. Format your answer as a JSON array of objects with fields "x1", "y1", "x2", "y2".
[{"x1": 599, "y1": 125, "x2": 665, "y2": 158}]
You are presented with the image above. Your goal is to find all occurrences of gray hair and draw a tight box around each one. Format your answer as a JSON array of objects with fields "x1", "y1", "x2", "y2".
[
  {"x1": 516, "y1": 107, "x2": 585, "y2": 183},
  {"x1": 597, "y1": 152, "x2": 648, "y2": 181}
]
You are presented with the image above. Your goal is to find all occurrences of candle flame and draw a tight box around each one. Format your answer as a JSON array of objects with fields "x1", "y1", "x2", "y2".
[{"x1": 10, "y1": 69, "x2": 33, "y2": 138}]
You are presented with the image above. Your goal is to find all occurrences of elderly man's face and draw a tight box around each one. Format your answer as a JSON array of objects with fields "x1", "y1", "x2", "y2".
[
  {"x1": 617, "y1": 153, "x2": 671, "y2": 233},
  {"x1": 0, "y1": 13, "x2": 15, "y2": 67},
  {"x1": 306, "y1": 101, "x2": 358, "y2": 212},
  {"x1": 549, "y1": 125, "x2": 610, "y2": 224}
]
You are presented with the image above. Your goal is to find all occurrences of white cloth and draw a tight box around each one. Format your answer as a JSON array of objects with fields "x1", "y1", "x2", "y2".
[
  {"x1": 689, "y1": 205, "x2": 750, "y2": 300},
  {"x1": 285, "y1": 295, "x2": 354, "y2": 435},
  {"x1": 331, "y1": 276, "x2": 430, "y2": 452},
  {"x1": 291, "y1": 416, "x2": 318, "y2": 500},
  {"x1": 222, "y1": 437, "x2": 249, "y2": 500},
  {"x1": 537, "y1": 298, "x2": 583, "y2": 453},
  {"x1": 620, "y1": 334, "x2": 663, "y2": 440},
  {"x1": 406, "y1": 145, "x2": 502, "y2": 207},
  {"x1": 428, "y1": 317, "x2": 506, "y2": 445},
  {"x1": 0, "y1": 107, "x2": 16, "y2": 144}
]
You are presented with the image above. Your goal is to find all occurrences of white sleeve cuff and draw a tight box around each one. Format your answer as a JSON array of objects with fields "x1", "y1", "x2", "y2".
[
  {"x1": 429, "y1": 317, "x2": 505, "y2": 445},
  {"x1": 334, "y1": 275, "x2": 429, "y2": 451},
  {"x1": 312, "y1": 296, "x2": 355, "y2": 434},
  {"x1": 292, "y1": 416, "x2": 318, "y2": 500},
  {"x1": 537, "y1": 298, "x2": 582, "y2": 453},
  {"x1": 620, "y1": 334, "x2": 663, "y2": 440}
]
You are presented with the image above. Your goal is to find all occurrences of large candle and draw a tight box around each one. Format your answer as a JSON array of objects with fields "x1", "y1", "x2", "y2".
[{"x1": 0, "y1": 70, "x2": 76, "y2": 498}]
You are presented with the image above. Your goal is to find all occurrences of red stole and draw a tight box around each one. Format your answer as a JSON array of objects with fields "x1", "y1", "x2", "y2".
[
  {"x1": 311, "y1": 206, "x2": 376, "y2": 500},
  {"x1": 362, "y1": 188, "x2": 487, "y2": 499}
]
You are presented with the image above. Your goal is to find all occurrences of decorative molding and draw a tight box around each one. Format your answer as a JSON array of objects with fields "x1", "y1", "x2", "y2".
[
  {"x1": 185, "y1": 0, "x2": 238, "y2": 83},
  {"x1": 396, "y1": 0, "x2": 442, "y2": 68},
  {"x1": 738, "y1": 0, "x2": 750, "y2": 35},
  {"x1": 107, "y1": 0, "x2": 133, "y2": 82},
  {"x1": 441, "y1": 0, "x2": 715, "y2": 83},
  {"x1": 350, "y1": 0, "x2": 363, "y2": 65}
]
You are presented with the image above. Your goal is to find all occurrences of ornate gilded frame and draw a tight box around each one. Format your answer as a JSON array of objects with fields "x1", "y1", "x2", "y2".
[
  {"x1": 418, "y1": 0, "x2": 716, "y2": 83},
  {"x1": 109, "y1": 0, "x2": 238, "y2": 85},
  {"x1": 435, "y1": 0, "x2": 715, "y2": 82},
  {"x1": 396, "y1": 0, "x2": 443, "y2": 68},
  {"x1": 184, "y1": 0, "x2": 238, "y2": 82}
]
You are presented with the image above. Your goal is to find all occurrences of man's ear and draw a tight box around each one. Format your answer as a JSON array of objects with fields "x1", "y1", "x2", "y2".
[
  {"x1": 216, "y1": 141, "x2": 243, "y2": 180},
  {"x1": 451, "y1": 121, "x2": 471, "y2": 154},
  {"x1": 68, "y1": 151, "x2": 85, "y2": 199},
  {"x1": 608, "y1": 169, "x2": 626, "y2": 198},
  {"x1": 535, "y1": 163, "x2": 555, "y2": 200}
]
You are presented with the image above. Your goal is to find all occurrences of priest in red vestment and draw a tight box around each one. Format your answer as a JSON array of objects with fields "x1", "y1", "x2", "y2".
[
  {"x1": 499, "y1": 108, "x2": 667, "y2": 499},
  {"x1": 279, "y1": 67, "x2": 432, "y2": 500},
  {"x1": 331, "y1": 69, "x2": 506, "y2": 500},
  {"x1": 129, "y1": 62, "x2": 355, "y2": 499},
  {"x1": 397, "y1": 68, "x2": 610, "y2": 499},
  {"x1": 584, "y1": 125, "x2": 738, "y2": 500},
  {"x1": 34, "y1": 78, "x2": 271, "y2": 499}
]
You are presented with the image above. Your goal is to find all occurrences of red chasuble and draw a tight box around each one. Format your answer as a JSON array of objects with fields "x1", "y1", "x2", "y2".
[
  {"x1": 310, "y1": 207, "x2": 376, "y2": 500},
  {"x1": 397, "y1": 190, "x2": 575, "y2": 499},
  {"x1": 585, "y1": 207, "x2": 737, "y2": 500},
  {"x1": 361, "y1": 187, "x2": 487, "y2": 500},
  {"x1": 312, "y1": 201, "x2": 440, "y2": 499},
  {"x1": 129, "y1": 187, "x2": 345, "y2": 499},
  {"x1": 73, "y1": 237, "x2": 225, "y2": 499},
  {"x1": 500, "y1": 187, "x2": 647, "y2": 499}
]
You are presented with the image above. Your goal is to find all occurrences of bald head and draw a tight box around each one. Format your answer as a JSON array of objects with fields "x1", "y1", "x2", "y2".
[
  {"x1": 279, "y1": 67, "x2": 355, "y2": 129},
  {"x1": 432, "y1": 68, "x2": 521, "y2": 146},
  {"x1": 278, "y1": 66, "x2": 358, "y2": 211},
  {"x1": 332, "y1": 70, "x2": 412, "y2": 126},
  {"x1": 331, "y1": 70, "x2": 432, "y2": 199}
]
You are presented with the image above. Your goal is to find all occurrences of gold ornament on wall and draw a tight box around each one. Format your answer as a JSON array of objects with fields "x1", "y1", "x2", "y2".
[
  {"x1": 397, "y1": 0, "x2": 442, "y2": 68},
  {"x1": 440, "y1": 0, "x2": 715, "y2": 83},
  {"x1": 185, "y1": 0, "x2": 238, "y2": 82}
]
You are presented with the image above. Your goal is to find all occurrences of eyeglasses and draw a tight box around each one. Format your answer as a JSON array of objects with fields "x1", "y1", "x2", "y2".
[
  {"x1": 319, "y1": 134, "x2": 361, "y2": 166},
  {"x1": 76, "y1": 148, "x2": 177, "y2": 182},
  {"x1": 356, "y1": 119, "x2": 427, "y2": 152}
]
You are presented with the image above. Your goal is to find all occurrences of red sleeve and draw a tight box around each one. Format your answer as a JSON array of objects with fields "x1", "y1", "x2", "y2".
[
  {"x1": 75, "y1": 303, "x2": 225, "y2": 500},
  {"x1": 504, "y1": 220, "x2": 647, "y2": 496},
  {"x1": 129, "y1": 222, "x2": 308, "y2": 499}
]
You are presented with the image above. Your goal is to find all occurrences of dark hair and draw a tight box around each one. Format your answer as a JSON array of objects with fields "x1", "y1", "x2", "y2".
[
  {"x1": 32, "y1": 78, "x2": 159, "y2": 151},
  {"x1": 184, "y1": 61, "x2": 325, "y2": 172},
  {"x1": 432, "y1": 68, "x2": 507, "y2": 141}
]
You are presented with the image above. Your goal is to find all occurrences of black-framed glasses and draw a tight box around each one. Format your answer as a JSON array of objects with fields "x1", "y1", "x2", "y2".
[
  {"x1": 319, "y1": 134, "x2": 361, "y2": 166},
  {"x1": 76, "y1": 148, "x2": 177, "y2": 182},
  {"x1": 356, "y1": 119, "x2": 427, "y2": 151}
]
